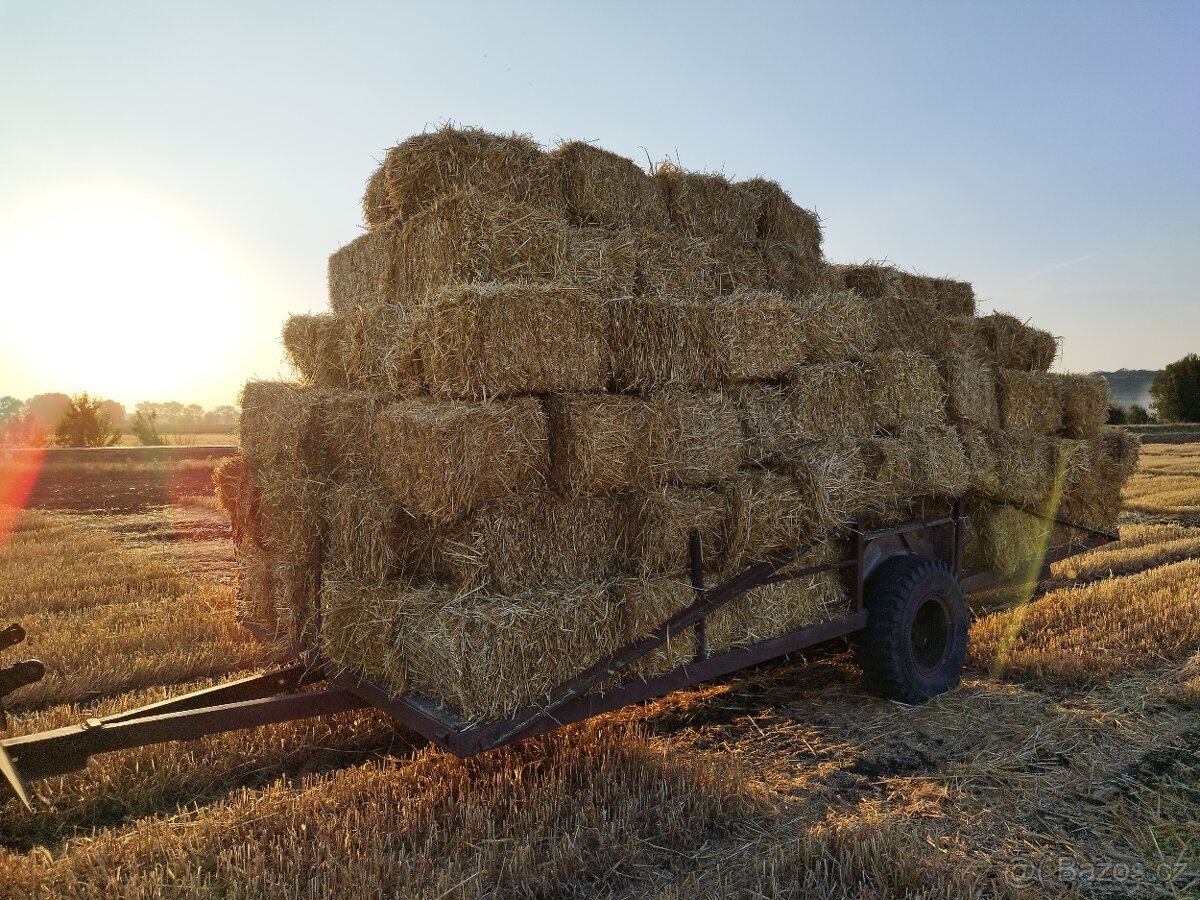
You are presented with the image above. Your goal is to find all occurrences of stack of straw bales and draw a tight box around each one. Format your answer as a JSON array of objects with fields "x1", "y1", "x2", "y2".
[{"x1": 219, "y1": 127, "x2": 1138, "y2": 722}]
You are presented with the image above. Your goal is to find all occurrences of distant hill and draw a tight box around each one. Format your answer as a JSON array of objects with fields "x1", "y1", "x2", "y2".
[{"x1": 1093, "y1": 369, "x2": 1159, "y2": 410}]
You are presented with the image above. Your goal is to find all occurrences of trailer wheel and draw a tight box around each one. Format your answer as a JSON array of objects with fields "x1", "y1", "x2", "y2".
[{"x1": 854, "y1": 555, "x2": 968, "y2": 703}]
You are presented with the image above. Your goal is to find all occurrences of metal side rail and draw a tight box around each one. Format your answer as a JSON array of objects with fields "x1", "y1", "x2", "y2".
[{"x1": 0, "y1": 663, "x2": 368, "y2": 809}]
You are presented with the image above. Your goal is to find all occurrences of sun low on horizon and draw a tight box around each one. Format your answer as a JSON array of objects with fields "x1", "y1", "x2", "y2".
[{"x1": 0, "y1": 192, "x2": 267, "y2": 409}]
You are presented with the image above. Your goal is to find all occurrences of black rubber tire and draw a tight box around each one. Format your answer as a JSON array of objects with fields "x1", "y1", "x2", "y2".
[{"x1": 853, "y1": 555, "x2": 968, "y2": 704}]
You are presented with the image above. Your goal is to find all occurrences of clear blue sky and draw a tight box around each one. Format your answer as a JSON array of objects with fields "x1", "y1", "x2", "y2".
[{"x1": 1, "y1": 0, "x2": 1197, "y2": 408}]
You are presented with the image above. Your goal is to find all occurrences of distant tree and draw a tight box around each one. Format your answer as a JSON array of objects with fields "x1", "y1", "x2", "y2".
[
  {"x1": 0, "y1": 396, "x2": 21, "y2": 424},
  {"x1": 129, "y1": 410, "x2": 163, "y2": 446},
  {"x1": 201, "y1": 405, "x2": 238, "y2": 431},
  {"x1": 1125, "y1": 404, "x2": 1152, "y2": 425},
  {"x1": 98, "y1": 399, "x2": 127, "y2": 429},
  {"x1": 53, "y1": 393, "x2": 121, "y2": 447},
  {"x1": 25, "y1": 392, "x2": 72, "y2": 433},
  {"x1": 0, "y1": 411, "x2": 44, "y2": 448},
  {"x1": 1150, "y1": 354, "x2": 1200, "y2": 423},
  {"x1": 1106, "y1": 404, "x2": 1127, "y2": 425}
]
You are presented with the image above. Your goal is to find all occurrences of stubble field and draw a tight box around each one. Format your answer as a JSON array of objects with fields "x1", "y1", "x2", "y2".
[{"x1": 0, "y1": 443, "x2": 1197, "y2": 898}]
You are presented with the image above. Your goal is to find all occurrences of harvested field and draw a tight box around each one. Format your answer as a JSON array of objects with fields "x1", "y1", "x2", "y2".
[{"x1": 0, "y1": 444, "x2": 1198, "y2": 895}]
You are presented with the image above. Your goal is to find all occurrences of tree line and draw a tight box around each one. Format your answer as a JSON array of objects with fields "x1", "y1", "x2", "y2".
[{"x1": 0, "y1": 394, "x2": 238, "y2": 448}]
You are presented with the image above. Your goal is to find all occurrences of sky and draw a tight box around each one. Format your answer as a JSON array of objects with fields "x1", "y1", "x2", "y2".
[{"x1": 0, "y1": 0, "x2": 1197, "y2": 409}]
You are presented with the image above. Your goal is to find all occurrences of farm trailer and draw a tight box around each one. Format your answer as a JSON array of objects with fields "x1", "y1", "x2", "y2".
[{"x1": 0, "y1": 498, "x2": 1113, "y2": 809}]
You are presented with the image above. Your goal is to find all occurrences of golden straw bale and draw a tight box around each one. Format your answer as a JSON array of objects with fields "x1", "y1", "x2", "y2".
[
  {"x1": 710, "y1": 236, "x2": 773, "y2": 293},
  {"x1": 238, "y1": 381, "x2": 320, "y2": 469},
  {"x1": 320, "y1": 572, "x2": 406, "y2": 692},
  {"x1": 327, "y1": 225, "x2": 404, "y2": 314},
  {"x1": 234, "y1": 545, "x2": 283, "y2": 642},
  {"x1": 1058, "y1": 428, "x2": 1140, "y2": 532},
  {"x1": 723, "y1": 472, "x2": 837, "y2": 570},
  {"x1": 834, "y1": 263, "x2": 894, "y2": 302},
  {"x1": 314, "y1": 390, "x2": 388, "y2": 481},
  {"x1": 634, "y1": 231, "x2": 720, "y2": 299},
  {"x1": 340, "y1": 303, "x2": 423, "y2": 395},
  {"x1": 973, "y1": 312, "x2": 1058, "y2": 372},
  {"x1": 282, "y1": 313, "x2": 348, "y2": 389},
  {"x1": 547, "y1": 392, "x2": 743, "y2": 496},
  {"x1": 564, "y1": 227, "x2": 638, "y2": 299},
  {"x1": 1057, "y1": 373, "x2": 1109, "y2": 439},
  {"x1": 959, "y1": 426, "x2": 1000, "y2": 495},
  {"x1": 362, "y1": 165, "x2": 394, "y2": 230},
  {"x1": 939, "y1": 353, "x2": 999, "y2": 430},
  {"x1": 996, "y1": 369, "x2": 1064, "y2": 434},
  {"x1": 381, "y1": 126, "x2": 563, "y2": 223},
  {"x1": 439, "y1": 493, "x2": 621, "y2": 591},
  {"x1": 213, "y1": 454, "x2": 259, "y2": 547},
  {"x1": 323, "y1": 480, "x2": 449, "y2": 584},
  {"x1": 372, "y1": 398, "x2": 549, "y2": 522},
  {"x1": 904, "y1": 424, "x2": 971, "y2": 497},
  {"x1": 990, "y1": 429, "x2": 1058, "y2": 509},
  {"x1": 619, "y1": 486, "x2": 729, "y2": 577},
  {"x1": 611, "y1": 576, "x2": 696, "y2": 679},
  {"x1": 395, "y1": 580, "x2": 623, "y2": 723},
  {"x1": 412, "y1": 283, "x2": 609, "y2": 399},
  {"x1": 551, "y1": 141, "x2": 669, "y2": 230},
  {"x1": 709, "y1": 566, "x2": 848, "y2": 651},
  {"x1": 736, "y1": 363, "x2": 874, "y2": 461},
  {"x1": 776, "y1": 440, "x2": 876, "y2": 522},
  {"x1": 758, "y1": 240, "x2": 829, "y2": 297},
  {"x1": 796, "y1": 287, "x2": 879, "y2": 363},
  {"x1": 863, "y1": 351, "x2": 947, "y2": 429},
  {"x1": 739, "y1": 177, "x2": 823, "y2": 260},
  {"x1": 859, "y1": 436, "x2": 916, "y2": 505},
  {"x1": 891, "y1": 271, "x2": 977, "y2": 317},
  {"x1": 964, "y1": 499, "x2": 1052, "y2": 577},
  {"x1": 833, "y1": 263, "x2": 975, "y2": 355},
  {"x1": 399, "y1": 189, "x2": 569, "y2": 299},
  {"x1": 607, "y1": 296, "x2": 720, "y2": 391},
  {"x1": 654, "y1": 163, "x2": 761, "y2": 241}
]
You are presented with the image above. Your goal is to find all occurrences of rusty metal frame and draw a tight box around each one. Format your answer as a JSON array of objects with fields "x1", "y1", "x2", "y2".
[{"x1": 0, "y1": 494, "x2": 1117, "y2": 803}]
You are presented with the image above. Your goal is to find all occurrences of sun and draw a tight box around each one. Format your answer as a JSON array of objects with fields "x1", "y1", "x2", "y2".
[{"x1": 0, "y1": 202, "x2": 255, "y2": 405}]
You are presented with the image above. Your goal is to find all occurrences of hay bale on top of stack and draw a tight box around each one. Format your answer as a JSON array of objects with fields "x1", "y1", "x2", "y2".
[{"x1": 219, "y1": 126, "x2": 1138, "y2": 723}]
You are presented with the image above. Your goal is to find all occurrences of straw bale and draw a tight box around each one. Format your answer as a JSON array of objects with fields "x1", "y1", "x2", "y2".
[
  {"x1": 234, "y1": 545, "x2": 283, "y2": 642},
  {"x1": 323, "y1": 480, "x2": 450, "y2": 584},
  {"x1": 607, "y1": 296, "x2": 720, "y2": 391},
  {"x1": 939, "y1": 353, "x2": 999, "y2": 430},
  {"x1": 863, "y1": 351, "x2": 946, "y2": 429},
  {"x1": 723, "y1": 472, "x2": 838, "y2": 570},
  {"x1": 736, "y1": 362, "x2": 874, "y2": 461},
  {"x1": 634, "y1": 231, "x2": 720, "y2": 299},
  {"x1": 989, "y1": 429, "x2": 1058, "y2": 508},
  {"x1": 619, "y1": 485, "x2": 729, "y2": 577},
  {"x1": 1057, "y1": 373, "x2": 1108, "y2": 439},
  {"x1": 964, "y1": 499, "x2": 1052, "y2": 577},
  {"x1": 797, "y1": 287, "x2": 879, "y2": 363},
  {"x1": 282, "y1": 313, "x2": 348, "y2": 389},
  {"x1": 710, "y1": 566, "x2": 848, "y2": 651},
  {"x1": 996, "y1": 369, "x2": 1064, "y2": 434},
  {"x1": 778, "y1": 440, "x2": 875, "y2": 522},
  {"x1": 320, "y1": 571, "x2": 406, "y2": 693},
  {"x1": 413, "y1": 283, "x2": 609, "y2": 399},
  {"x1": 213, "y1": 454, "x2": 259, "y2": 548},
  {"x1": 758, "y1": 240, "x2": 829, "y2": 297},
  {"x1": 959, "y1": 426, "x2": 1000, "y2": 495},
  {"x1": 611, "y1": 576, "x2": 696, "y2": 679},
  {"x1": 327, "y1": 225, "x2": 404, "y2": 315},
  {"x1": 552, "y1": 141, "x2": 669, "y2": 230},
  {"x1": 891, "y1": 271, "x2": 977, "y2": 317},
  {"x1": 655, "y1": 163, "x2": 760, "y2": 241},
  {"x1": 710, "y1": 236, "x2": 773, "y2": 293},
  {"x1": 740, "y1": 177, "x2": 822, "y2": 259},
  {"x1": 1058, "y1": 428, "x2": 1140, "y2": 531},
  {"x1": 547, "y1": 392, "x2": 743, "y2": 496},
  {"x1": 372, "y1": 398, "x2": 549, "y2": 522},
  {"x1": 564, "y1": 227, "x2": 638, "y2": 299},
  {"x1": 381, "y1": 126, "x2": 563, "y2": 223},
  {"x1": 400, "y1": 189, "x2": 569, "y2": 299},
  {"x1": 395, "y1": 580, "x2": 624, "y2": 723},
  {"x1": 340, "y1": 303, "x2": 423, "y2": 396},
  {"x1": 313, "y1": 390, "x2": 387, "y2": 481},
  {"x1": 904, "y1": 424, "x2": 971, "y2": 497},
  {"x1": 238, "y1": 381, "x2": 320, "y2": 470},
  {"x1": 858, "y1": 436, "x2": 916, "y2": 505},
  {"x1": 439, "y1": 493, "x2": 621, "y2": 591},
  {"x1": 973, "y1": 312, "x2": 1058, "y2": 372},
  {"x1": 362, "y1": 165, "x2": 394, "y2": 230}
]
